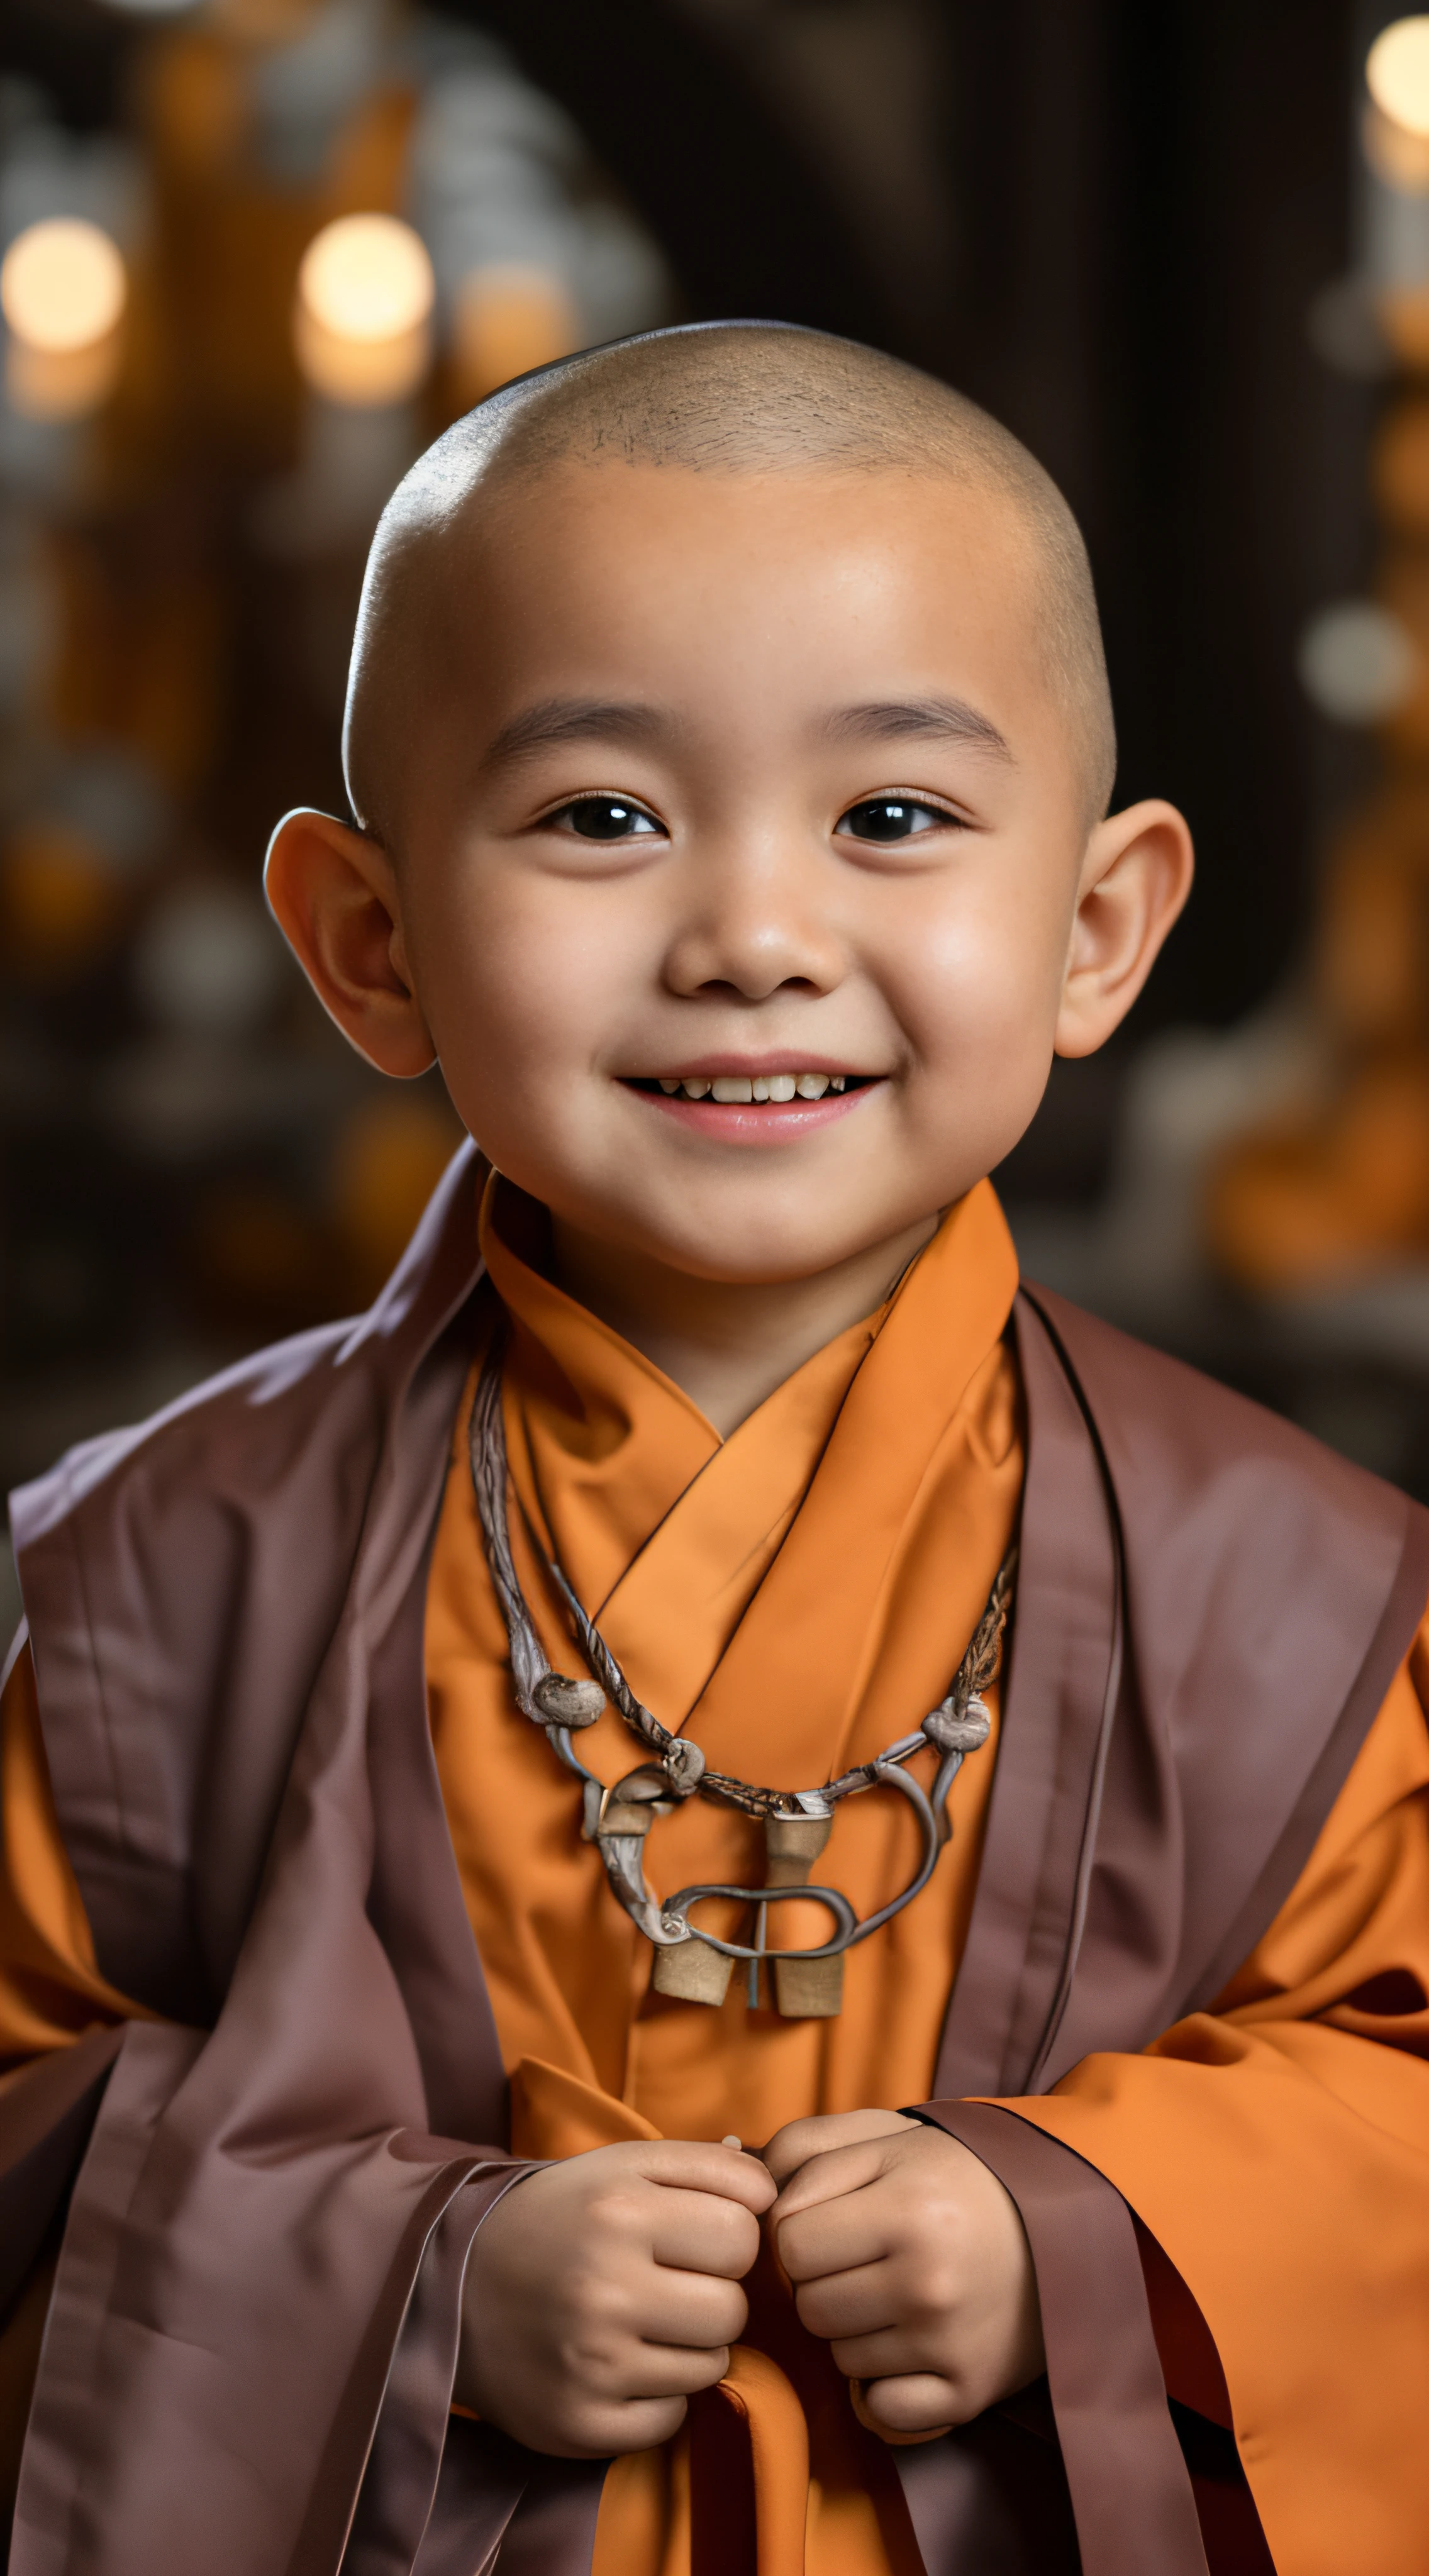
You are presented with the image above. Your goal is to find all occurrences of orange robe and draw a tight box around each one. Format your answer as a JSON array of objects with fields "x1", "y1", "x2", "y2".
[{"x1": 4, "y1": 1174, "x2": 1429, "y2": 2576}]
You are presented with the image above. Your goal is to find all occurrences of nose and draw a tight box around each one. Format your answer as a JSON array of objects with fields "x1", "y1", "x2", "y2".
[{"x1": 660, "y1": 832, "x2": 846, "y2": 1005}]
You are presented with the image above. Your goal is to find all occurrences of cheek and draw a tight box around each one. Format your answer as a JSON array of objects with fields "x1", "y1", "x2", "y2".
[
  {"x1": 886, "y1": 874, "x2": 1070, "y2": 1084},
  {"x1": 405, "y1": 867, "x2": 647, "y2": 1135}
]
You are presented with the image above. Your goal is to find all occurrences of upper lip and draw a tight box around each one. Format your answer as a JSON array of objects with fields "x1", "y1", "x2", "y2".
[{"x1": 625, "y1": 1055, "x2": 881, "y2": 1080}]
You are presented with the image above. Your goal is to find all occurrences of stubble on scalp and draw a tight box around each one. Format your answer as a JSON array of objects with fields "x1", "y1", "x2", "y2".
[{"x1": 343, "y1": 322, "x2": 1118, "y2": 851}]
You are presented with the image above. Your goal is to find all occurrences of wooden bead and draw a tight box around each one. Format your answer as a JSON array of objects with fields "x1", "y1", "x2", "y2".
[
  {"x1": 774, "y1": 1953, "x2": 845, "y2": 2018},
  {"x1": 762, "y1": 1814, "x2": 832, "y2": 1882},
  {"x1": 533, "y1": 1674, "x2": 606, "y2": 1728},
  {"x1": 652, "y1": 1939, "x2": 734, "y2": 2005},
  {"x1": 923, "y1": 1694, "x2": 991, "y2": 1753}
]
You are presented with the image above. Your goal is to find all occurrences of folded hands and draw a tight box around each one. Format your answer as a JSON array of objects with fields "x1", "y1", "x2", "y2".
[{"x1": 456, "y1": 2107, "x2": 1044, "y2": 2457}]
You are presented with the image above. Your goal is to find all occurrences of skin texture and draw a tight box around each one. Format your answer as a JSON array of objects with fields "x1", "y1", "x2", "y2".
[
  {"x1": 454, "y1": 2141, "x2": 776, "y2": 2453},
  {"x1": 764, "y1": 2111, "x2": 1045, "y2": 2433},
  {"x1": 343, "y1": 325, "x2": 1120, "y2": 853},
  {"x1": 265, "y1": 454, "x2": 1193, "y2": 2455}
]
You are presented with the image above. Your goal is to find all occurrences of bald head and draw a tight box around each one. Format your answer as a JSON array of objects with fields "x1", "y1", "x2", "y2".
[{"x1": 343, "y1": 322, "x2": 1116, "y2": 843}]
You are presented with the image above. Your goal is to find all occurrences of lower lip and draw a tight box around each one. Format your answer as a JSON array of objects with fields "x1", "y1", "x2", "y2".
[{"x1": 627, "y1": 1084, "x2": 879, "y2": 1144}]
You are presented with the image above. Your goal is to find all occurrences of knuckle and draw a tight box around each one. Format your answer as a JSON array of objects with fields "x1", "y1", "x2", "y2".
[
  {"x1": 561, "y1": 2284, "x2": 633, "y2": 2374},
  {"x1": 560, "y1": 2327, "x2": 623, "y2": 2392},
  {"x1": 708, "y1": 2285, "x2": 747, "y2": 2343},
  {"x1": 626, "y1": 2399, "x2": 691, "y2": 2450},
  {"x1": 588, "y1": 2180, "x2": 648, "y2": 2240},
  {"x1": 793, "y1": 2280, "x2": 833, "y2": 2335},
  {"x1": 725, "y1": 2208, "x2": 762, "y2": 2267},
  {"x1": 774, "y1": 2216, "x2": 811, "y2": 2278},
  {"x1": 912, "y1": 2256, "x2": 960, "y2": 2323}
]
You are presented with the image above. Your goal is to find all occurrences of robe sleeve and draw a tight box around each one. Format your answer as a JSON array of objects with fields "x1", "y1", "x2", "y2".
[
  {"x1": 930, "y1": 1614, "x2": 1429, "y2": 2576},
  {"x1": 0, "y1": 1639, "x2": 146, "y2": 2065},
  {"x1": 0, "y1": 1640, "x2": 146, "y2": 2532},
  {"x1": 0, "y1": 1645, "x2": 542, "y2": 2569}
]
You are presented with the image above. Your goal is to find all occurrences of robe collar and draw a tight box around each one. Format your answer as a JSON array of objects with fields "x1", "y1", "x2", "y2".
[{"x1": 481, "y1": 1171, "x2": 1021, "y2": 1752}]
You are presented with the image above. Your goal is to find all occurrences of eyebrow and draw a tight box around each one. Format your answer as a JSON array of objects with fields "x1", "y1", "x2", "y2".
[
  {"x1": 480, "y1": 697, "x2": 674, "y2": 769},
  {"x1": 821, "y1": 697, "x2": 1014, "y2": 760},
  {"x1": 478, "y1": 689, "x2": 1015, "y2": 772}
]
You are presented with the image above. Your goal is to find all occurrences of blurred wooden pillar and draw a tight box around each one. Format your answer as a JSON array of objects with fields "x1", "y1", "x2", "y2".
[{"x1": 948, "y1": 0, "x2": 1368, "y2": 1031}]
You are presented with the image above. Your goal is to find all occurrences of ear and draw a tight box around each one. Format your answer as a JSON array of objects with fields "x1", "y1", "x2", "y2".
[
  {"x1": 264, "y1": 808, "x2": 436, "y2": 1077},
  {"x1": 1054, "y1": 799, "x2": 1194, "y2": 1058}
]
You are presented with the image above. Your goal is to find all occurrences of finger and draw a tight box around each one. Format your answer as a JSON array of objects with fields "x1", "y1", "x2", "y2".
[
  {"x1": 857, "y1": 2372, "x2": 964, "y2": 2435},
  {"x1": 639, "y1": 2142, "x2": 777, "y2": 2214},
  {"x1": 614, "y1": 2338, "x2": 737, "y2": 2400},
  {"x1": 791, "y1": 2258, "x2": 898, "y2": 2343},
  {"x1": 761, "y1": 2111, "x2": 915, "y2": 2189},
  {"x1": 545, "y1": 2394, "x2": 692, "y2": 2460},
  {"x1": 770, "y1": 2136, "x2": 903, "y2": 2228},
  {"x1": 776, "y1": 2184, "x2": 892, "y2": 2284},
  {"x1": 647, "y1": 2189, "x2": 764, "y2": 2279},
  {"x1": 630, "y1": 2273, "x2": 748, "y2": 2355},
  {"x1": 828, "y1": 2325, "x2": 928, "y2": 2381}
]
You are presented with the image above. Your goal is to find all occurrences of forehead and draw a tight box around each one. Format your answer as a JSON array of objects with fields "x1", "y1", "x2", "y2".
[{"x1": 440, "y1": 461, "x2": 1046, "y2": 704}]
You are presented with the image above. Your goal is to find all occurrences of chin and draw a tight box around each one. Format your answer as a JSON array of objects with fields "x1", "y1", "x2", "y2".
[{"x1": 628, "y1": 1206, "x2": 906, "y2": 1287}]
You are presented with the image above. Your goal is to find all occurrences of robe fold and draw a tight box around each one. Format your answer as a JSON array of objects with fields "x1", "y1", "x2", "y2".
[{"x1": 1, "y1": 1138, "x2": 1427, "y2": 2576}]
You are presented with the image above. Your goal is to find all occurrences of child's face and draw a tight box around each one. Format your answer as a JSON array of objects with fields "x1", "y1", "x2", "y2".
[{"x1": 275, "y1": 464, "x2": 1190, "y2": 1287}]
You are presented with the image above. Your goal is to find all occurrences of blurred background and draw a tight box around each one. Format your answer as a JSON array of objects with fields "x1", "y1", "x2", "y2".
[{"x1": 5, "y1": 0, "x2": 1429, "y2": 1633}]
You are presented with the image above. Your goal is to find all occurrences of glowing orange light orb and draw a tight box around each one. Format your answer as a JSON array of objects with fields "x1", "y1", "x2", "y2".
[
  {"x1": 297, "y1": 214, "x2": 433, "y2": 346},
  {"x1": 0, "y1": 218, "x2": 126, "y2": 355},
  {"x1": 1369, "y1": 17, "x2": 1429, "y2": 140},
  {"x1": 294, "y1": 214, "x2": 434, "y2": 406}
]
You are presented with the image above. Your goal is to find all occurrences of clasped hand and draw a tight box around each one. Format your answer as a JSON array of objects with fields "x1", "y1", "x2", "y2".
[{"x1": 457, "y1": 2111, "x2": 1044, "y2": 2455}]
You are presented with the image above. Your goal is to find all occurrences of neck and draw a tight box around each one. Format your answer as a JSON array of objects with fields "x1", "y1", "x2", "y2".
[{"x1": 547, "y1": 1213, "x2": 940, "y2": 1436}]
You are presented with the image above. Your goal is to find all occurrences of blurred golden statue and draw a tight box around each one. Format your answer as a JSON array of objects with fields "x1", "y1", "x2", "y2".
[{"x1": 1210, "y1": 377, "x2": 1429, "y2": 1291}]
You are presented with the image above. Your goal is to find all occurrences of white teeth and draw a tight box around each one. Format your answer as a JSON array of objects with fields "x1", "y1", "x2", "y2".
[{"x1": 655, "y1": 1070, "x2": 852, "y2": 1101}]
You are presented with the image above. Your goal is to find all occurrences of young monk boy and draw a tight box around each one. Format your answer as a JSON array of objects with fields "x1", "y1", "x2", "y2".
[{"x1": 3, "y1": 323, "x2": 1428, "y2": 2576}]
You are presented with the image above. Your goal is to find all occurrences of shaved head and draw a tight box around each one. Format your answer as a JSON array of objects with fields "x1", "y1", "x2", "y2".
[{"x1": 343, "y1": 322, "x2": 1116, "y2": 844}]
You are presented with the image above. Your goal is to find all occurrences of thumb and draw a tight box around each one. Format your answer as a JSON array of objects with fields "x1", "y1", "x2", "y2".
[
  {"x1": 642, "y1": 2139, "x2": 777, "y2": 2213},
  {"x1": 762, "y1": 2107, "x2": 915, "y2": 2190}
]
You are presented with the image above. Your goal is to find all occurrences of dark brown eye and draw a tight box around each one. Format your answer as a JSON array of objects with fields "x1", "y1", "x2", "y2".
[
  {"x1": 836, "y1": 797, "x2": 947, "y2": 843},
  {"x1": 552, "y1": 797, "x2": 662, "y2": 840}
]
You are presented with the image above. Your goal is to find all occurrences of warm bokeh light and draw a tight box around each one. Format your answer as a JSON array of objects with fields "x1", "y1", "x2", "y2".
[
  {"x1": 1, "y1": 820, "x2": 125, "y2": 976},
  {"x1": 453, "y1": 264, "x2": 580, "y2": 402},
  {"x1": 1376, "y1": 282, "x2": 1429, "y2": 369},
  {"x1": 1362, "y1": 97, "x2": 1429, "y2": 192},
  {"x1": 210, "y1": 0, "x2": 324, "y2": 35},
  {"x1": 4, "y1": 331, "x2": 125, "y2": 424},
  {"x1": 294, "y1": 214, "x2": 434, "y2": 406},
  {"x1": 1368, "y1": 18, "x2": 1429, "y2": 140},
  {"x1": 0, "y1": 218, "x2": 127, "y2": 355},
  {"x1": 297, "y1": 215, "x2": 433, "y2": 347},
  {"x1": 331, "y1": 1094, "x2": 465, "y2": 1297},
  {"x1": 1374, "y1": 397, "x2": 1429, "y2": 532}
]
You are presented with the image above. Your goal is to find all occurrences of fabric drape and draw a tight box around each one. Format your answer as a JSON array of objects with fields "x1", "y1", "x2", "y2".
[{"x1": 3, "y1": 1147, "x2": 1428, "y2": 2575}]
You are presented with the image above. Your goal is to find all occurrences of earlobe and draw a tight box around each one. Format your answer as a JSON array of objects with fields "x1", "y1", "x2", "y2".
[
  {"x1": 264, "y1": 806, "x2": 438, "y2": 1078},
  {"x1": 1054, "y1": 799, "x2": 1194, "y2": 1060}
]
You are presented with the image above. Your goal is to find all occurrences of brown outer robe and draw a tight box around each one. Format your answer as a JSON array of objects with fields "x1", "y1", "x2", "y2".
[{"x1": 1, "y1": 1140, "x2": 1426, "y2": 2575}]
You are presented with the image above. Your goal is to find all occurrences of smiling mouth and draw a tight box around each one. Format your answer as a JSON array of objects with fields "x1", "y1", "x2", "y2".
[{"x1": 626, "y1": 1070, "x2": 873, "y2": 1103}]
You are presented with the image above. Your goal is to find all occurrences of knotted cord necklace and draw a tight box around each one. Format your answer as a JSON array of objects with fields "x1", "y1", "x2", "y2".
[{"x1": 469, "y1": 1333, "x2": 1015, "y2": 2016}]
